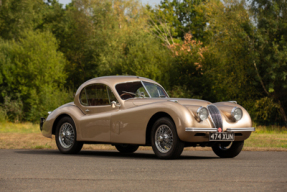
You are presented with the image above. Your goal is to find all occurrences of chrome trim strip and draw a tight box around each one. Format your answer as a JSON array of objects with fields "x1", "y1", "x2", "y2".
[
  {"x1": 185, "y1": 128, "x2": 218, "y2": 132},
  {"x1": 226, "y1": 127, "x2": 255, "y2": 132},
  {"x1": 185, "y1": 127, "x2": 255, "y2": 132}
]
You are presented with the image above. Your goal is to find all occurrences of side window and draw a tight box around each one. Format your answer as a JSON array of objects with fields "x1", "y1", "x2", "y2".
[
  {"x1": 80, "y1": 88, "x2": 88, "y2": 106},
  {"x1": 107, "y1": 87, "x2": 119, "y2": 104},
  {"x1": 80, "y1": 84, "x2": 118, "y2": 106}
]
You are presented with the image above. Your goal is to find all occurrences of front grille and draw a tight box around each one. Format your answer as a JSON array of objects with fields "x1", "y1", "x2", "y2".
[{"x1": 207, "y1": 105, "x2": 223, "y2": 128}]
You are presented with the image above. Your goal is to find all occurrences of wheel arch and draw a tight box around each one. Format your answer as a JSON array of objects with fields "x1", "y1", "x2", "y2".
[
  {"x1": 145, "y1": 112, "x2": 175, "y2": 145},
  {"x1": 52, "y1": 114, "x2": 73, "y2": 135}
]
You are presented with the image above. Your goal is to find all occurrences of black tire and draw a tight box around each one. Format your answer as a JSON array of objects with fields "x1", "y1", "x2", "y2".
[
  {"x1": 151, "y1": 117, "x2": 184, "y2": 159},
  {"x1": 115, "y1": 144, "x2": 139, "y2": 153},
  {"x1": 212, "y1": 141, "x2": 244, "y2": 158},
  {"x1": 55, "y1": 116, "x2": 83, "y2": 154}
]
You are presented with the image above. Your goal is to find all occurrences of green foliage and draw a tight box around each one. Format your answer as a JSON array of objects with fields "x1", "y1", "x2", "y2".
[
  {"x1": 0, "y1": 95, "x2": 23, "y2": 122},
  {"x1": 0, "y1": 0, "x2": 47, "y2": 40},
  {"x1": 203, "y1": 0, "x2": 257, "y2": 99},
  {"x1": 0, "y1": 107, "x2": 7, "y2": 122},
  {"x1": 252, "y1": 97, "x2": 282, "y2": 125},
  {"x1": 0, "y1": 0, "x2": 286, "y2": 126},
  {"x1": 97, "y1": 32, "x2": 172, "y2": 87},
  {"x1": 147, "y1": 0, "x2": 208, "y2": 41},
  {"x1": 40, "y1": 0, "x2": 97, "y2": 88},
  {"x1": 166, "y1": 33, "x2": 207, "y2": 97},
  {"x1": 0, "y1": 30, "x2": 69, "y2": 122},
  {"x1": 249, "y1": 0, "x2": 287, "y2": 124}
]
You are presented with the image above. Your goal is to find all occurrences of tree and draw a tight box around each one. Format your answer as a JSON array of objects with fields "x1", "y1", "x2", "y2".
[
  {"x1": 147, "y1": 0, "x2": 208, "y2": 41},
  {"x1": 200, "y1": 0, "x2": 287, "y2": 125},
  {"x1": 0, "y1": 0, "x2": 47, "y2": 40},
  {"x1": 249, "y1": 0, "x2": 287, "y2": 125},
  {"x1": 0, "y1": 30, "x2": 69, "y2": 121},
  {"x1": 166, "y1": 33, "x2": 208, "y2": 98}
]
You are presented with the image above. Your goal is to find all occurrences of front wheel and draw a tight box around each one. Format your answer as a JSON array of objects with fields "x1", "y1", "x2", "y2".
[
  {"x1": 212, "y1": 141, "x2": 244, "y2": 158},
  {"x1": 151, "y1": 117, "x2": 184, "y2": 159},
  {"x1": 55, "y1": 116, "x2": 83, "y2": 154},
  {"x1": 115, "y1": 144, "x2": 139, "y2": 153}
]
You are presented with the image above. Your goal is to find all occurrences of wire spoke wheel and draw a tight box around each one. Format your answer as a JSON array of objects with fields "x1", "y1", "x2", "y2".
[
  {"x1": 151, "y1": 117, "x2": 184, "y2": 159},
  {"x1": 155, "y1": 124, "x2": 174, "y2": 153},
  {"x1": 58, "y1": 122, "x2": 75, "y2": 149},
  {"x1": 55, "y1": 117, "x2": 83, "y2": 154}
]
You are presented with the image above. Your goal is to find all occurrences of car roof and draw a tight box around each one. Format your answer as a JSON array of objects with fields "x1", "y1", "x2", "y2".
[{"x1": 82, "y1": 76, "x2": 160, "y2": 88}]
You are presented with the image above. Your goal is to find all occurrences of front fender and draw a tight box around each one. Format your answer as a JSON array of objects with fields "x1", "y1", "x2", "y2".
[{"x1": 42, "y1": 105, "x2": 84, "y2": 139}]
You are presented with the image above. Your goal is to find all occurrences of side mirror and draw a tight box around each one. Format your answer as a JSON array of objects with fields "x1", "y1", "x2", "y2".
[
  {"x1": 140, "y1": 92, "x2": 145, "y2": 98},
  {"x1": 111, "y1": 101, "x2": 120, "y2": 109}
]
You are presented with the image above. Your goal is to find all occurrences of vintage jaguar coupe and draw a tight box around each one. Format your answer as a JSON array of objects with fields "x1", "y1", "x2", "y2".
[{"x1": 40, "y1": 76, "x2": 255, "y2": 159}]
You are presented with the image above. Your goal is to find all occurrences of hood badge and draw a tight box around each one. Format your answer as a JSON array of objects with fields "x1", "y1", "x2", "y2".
[{"x1": 218, "y1": 128, "x2": 222, "y2": 132}]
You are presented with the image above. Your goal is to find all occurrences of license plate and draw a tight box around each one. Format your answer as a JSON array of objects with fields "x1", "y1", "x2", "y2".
[{"x1": 209, "y1": 132, "x2": 234, "y2": 141}]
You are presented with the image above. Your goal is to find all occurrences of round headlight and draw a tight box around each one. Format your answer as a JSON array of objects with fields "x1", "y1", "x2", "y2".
[
  {"x1": 197, "y1": 107, "x2": 209, "y2": 121},
  {"x1": 231, "y1": 107, "x2": 243, "y2": 121}
]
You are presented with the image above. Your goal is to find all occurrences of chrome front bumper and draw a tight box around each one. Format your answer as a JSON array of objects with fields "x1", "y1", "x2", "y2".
[{"x1": 185, "y1": 127, "x2": 255, "y2": 132}]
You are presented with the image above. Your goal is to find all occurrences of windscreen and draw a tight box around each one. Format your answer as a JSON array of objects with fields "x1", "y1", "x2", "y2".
[
  {"x1": 116, "y1": 81, "x2": 168, "y2": 100},
  {"x1": 142, "y1": 82, "x2": 168, "y2": 98}
]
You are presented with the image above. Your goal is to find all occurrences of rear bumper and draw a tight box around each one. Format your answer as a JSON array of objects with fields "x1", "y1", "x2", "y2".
[{"x1": 185, "y1": 127, "x2": 255, "y2": 132}]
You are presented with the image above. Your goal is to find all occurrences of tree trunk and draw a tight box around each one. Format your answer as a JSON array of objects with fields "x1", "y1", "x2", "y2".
[{"x1": 278, "y1": 100, "x2": 287, "y2": 126}]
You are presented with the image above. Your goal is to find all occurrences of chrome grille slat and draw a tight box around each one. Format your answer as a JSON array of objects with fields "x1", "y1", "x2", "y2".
[{"x1": 207, "y1": 105, "x2": 223, "y2": 128}]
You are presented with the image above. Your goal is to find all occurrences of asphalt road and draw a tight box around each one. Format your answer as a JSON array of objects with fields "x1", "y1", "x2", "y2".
[{"x1": 0, "y1": 149, "x2": 287, "y2": 191}]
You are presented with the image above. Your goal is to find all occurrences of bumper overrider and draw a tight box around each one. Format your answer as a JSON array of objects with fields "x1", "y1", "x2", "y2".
[
  {"x1": 185, "y1": 127, "x2": 255, "y2": 132},
  {"x1": 40, "y1": 117, "x2": 45, "y2": 131}
]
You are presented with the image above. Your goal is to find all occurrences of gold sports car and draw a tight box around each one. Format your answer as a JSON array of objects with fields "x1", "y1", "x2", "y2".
[{"x1": 40, "y1": 76, "x2": 255, "y2": 159}]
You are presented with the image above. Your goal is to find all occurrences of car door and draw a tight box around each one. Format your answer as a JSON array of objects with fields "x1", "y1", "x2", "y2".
[{"x1": 78, "y1": 83, "x2": 119, "y2": 142}]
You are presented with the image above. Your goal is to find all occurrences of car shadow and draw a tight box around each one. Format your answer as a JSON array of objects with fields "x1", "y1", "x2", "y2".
[{"x1": 14, "y1": 149, "x2": 218, "y2": 160}]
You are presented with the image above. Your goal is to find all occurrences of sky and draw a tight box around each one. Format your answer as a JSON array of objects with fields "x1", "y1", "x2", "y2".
[{"x1": 58, "y1": 0, "x2": 162, "y2": 6}]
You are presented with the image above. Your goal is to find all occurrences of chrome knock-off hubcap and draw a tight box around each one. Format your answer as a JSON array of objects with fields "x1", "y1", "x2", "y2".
[
  {"x1": 155, "y1": 125, "x2": 173, "y2": 153},
  {"x1": 59, "y1": 123, "x2": 75, "y2": 149}
]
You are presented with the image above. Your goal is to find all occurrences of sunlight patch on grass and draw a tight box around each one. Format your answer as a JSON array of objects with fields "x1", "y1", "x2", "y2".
[
  {"x1": 254, "y1": 125, "x2": 287, "y2": 134},
  {"x1": 0, "y1": 122, "x2": 39, "y2": 133},
  {"x1": 245, "y1": 132, "x2": 287, "y2": 149}
]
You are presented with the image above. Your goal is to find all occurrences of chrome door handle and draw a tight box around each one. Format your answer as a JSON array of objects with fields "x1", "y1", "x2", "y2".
[{"x1": 85, "y1": 109, "x2": 90, "y2": 112}]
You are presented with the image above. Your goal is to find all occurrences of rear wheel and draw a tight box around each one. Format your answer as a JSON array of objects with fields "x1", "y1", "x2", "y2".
[
  {"x1": 212, "y1": 141, "x2": 244, "y2": 158},
  {"x1": 151, "y1": 117, "x2": 184, "y2": 159},
  {"x1": 55, "y1": 116, "x2": 83, "y2": 154},
  {"x1": 115, "y1": 144, "x2": 139, "y2": 153}
]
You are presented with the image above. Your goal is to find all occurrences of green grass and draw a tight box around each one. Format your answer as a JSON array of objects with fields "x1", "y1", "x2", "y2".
[
  {"x1": 254, "y1": 125, "x2": 287, "y2": 134},
  {"x1": 33, "y1": 144, "x2": 52, "y2": 149},
  {"x1": 0, "y1": 121, "x2": 39, "y2": 133},
  {"x1": 245, "y1": 132, "x2": 287, "y2": 149}
]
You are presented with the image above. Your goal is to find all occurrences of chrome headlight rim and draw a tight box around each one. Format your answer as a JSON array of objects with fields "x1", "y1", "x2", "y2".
[
  {"x1": 231, "y1": 107, "x2": 243, "y2": 121},
  {"x1": 197, "y1": 106, "x2": 209, "y2": 121}
]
